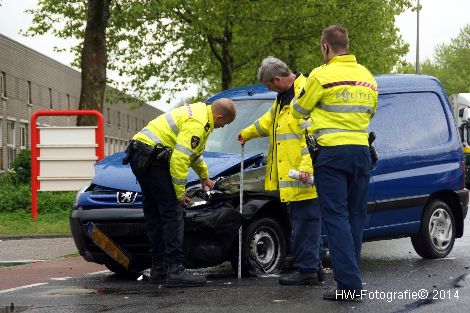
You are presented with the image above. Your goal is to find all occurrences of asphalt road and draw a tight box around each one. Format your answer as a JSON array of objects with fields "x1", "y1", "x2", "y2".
[{"x1": 1, "y1": 220, "x2": 470, "y2": 313}]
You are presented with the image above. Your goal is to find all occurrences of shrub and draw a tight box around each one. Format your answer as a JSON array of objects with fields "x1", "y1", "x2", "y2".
[
  {"x1": 8, "y1": 149, "x2": 31, "y2": 185},
  {"x1": 0, "y1": 176, "x2": 30, "y2": 213},
  {"x1": 38, "y1": 190, "x2": 75, "y2": 214},
  {"x1": 0, "y1": 175, "x2": 74, "y2": 214}
]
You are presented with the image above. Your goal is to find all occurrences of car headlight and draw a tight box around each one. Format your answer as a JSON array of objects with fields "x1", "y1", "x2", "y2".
[
  {"x1": 187, "y1": 200, "x2": 208, "y2": 209},
  {"x1": 73, "y1": 181, "x2": 92, "y2": 208}
]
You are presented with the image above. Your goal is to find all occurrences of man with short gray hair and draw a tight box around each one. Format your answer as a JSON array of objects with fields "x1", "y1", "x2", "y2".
[
  {"x1": 238, "y1": 57, "x2": 323, "y2": 285},
  {"x1": 257, "y1": 57, "x2": 291, "y2": 83}
]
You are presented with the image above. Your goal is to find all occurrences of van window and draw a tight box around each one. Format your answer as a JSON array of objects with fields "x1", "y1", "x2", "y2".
[{"x1": 370, "y1": 92, "x2": 449, "y2": 154}]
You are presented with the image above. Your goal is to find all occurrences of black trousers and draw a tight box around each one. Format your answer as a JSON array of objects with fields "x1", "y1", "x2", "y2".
[
  {"x1": 130, "y1": 150, "x2": 185, "y2": 264},
  {"x1": 314, "y1": 145, "x2": 371, "y2": 290}
]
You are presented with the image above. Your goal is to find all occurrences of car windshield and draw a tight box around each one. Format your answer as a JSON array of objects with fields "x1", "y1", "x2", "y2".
[{"x1": 205, "y1": 99, "x2": 273, "y2": 154}]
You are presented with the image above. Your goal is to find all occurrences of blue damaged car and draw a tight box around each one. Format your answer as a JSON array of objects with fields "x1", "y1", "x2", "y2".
[{"x1": 70, "y1": 74, "x2": 468, "y2": 278}]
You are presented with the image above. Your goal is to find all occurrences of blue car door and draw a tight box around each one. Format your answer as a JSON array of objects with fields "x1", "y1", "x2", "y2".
[{"x1": 364, "y1": 91, "x2": 460, "y2": 239}]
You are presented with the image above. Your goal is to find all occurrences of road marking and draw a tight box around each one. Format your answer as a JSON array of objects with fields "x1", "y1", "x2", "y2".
[
  {"x1": 87, "y1": 270, "x2": 110, "y2": 275},
  {"x1": 0, "y1": 282, "x2": 48, "y2": 294},
  {"x1": 0, "y1": 260, "x2": 45, "y2": 264},
  {"x1": 50, "y1": 277, "x2": 72, "y2": 281}
]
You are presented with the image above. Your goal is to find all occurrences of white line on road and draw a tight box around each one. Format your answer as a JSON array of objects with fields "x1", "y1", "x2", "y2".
[
  {"x1": 0, "y1": 260, "x2": 45, "y2": 264},
  {"x1": 50, "y1": 277, "x2": 72, "y2": 281},
  {"x1": 0, "y1": 282, "x2": 48, "y2": 294},
  {"x1": 87, "y1": 270, "x2": 110, "y2": 275}
]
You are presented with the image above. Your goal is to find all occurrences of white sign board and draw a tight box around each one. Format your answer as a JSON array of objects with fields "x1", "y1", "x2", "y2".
[{"x1": 37, "y1": 126, "x2": 98, "y2": 191}]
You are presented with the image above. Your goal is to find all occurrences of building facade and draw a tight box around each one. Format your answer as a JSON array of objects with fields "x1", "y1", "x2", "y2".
[{"x1": 0, "y1": 34, "x2": 162, "y2": 171}]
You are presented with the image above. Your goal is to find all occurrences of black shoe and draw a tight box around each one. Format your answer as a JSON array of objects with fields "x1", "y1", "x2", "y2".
[
  {"x1": 149, "y1": 256, "x2": 167, "y2": 284},
  {"x1": 323, "y1": 289, "x2": 363, "y2": 301},
  {"x1": 279, "y1": 271, "x2": 319, "y2": 285},
  {"x1": 166, "y1": 264, "x2": 207, "y2": 288}
]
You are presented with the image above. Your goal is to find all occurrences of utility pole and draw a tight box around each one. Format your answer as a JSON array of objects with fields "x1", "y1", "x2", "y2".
[{"x1": 416, "y1": 0, "x2": 420, "y2": 74}]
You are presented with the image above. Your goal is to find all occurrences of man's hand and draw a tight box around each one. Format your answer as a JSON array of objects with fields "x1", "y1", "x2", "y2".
[
  {"x1": 201, "y1": 177, "x2": 215, "y2": 191},
  {"x1": 179, "y1": 195, "x2": 190, "y2": 206},
  {"x1": 299, "y1": 171, "x2": 312, "y2": 183},
  {"x1": 237, "y1": 133, "x2": 246, "y2": 144}
]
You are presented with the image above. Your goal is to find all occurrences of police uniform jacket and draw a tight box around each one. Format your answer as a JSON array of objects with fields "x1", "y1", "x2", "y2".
[
  {"x1": 291, "y1": 55, "x2": 378, "y2": 146},
  {"x1": 133, "y1": 102, "x2": 214, "y2": 199},
  {"x1": 240, "y1": 74, "x2": 317, "y2": 202}
]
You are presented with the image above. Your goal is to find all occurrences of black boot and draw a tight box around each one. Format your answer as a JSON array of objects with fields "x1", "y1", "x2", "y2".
[
  {"x1": 166, "y1": 264, "x2": 207, "y2": 288},
  {"x1": 149, "y1": 256, "x2": 167, "y2": 284},
  {"x1": 279, "y1": 271, "x2": 319, "y2": 285}
]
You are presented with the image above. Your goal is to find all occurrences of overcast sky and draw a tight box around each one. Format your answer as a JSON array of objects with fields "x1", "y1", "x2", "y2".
[{"x1": 1, "y1": 0, "x2": 469, "y2": 111}]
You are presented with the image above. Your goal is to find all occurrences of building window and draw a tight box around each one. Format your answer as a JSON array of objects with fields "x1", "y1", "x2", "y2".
[
  {"x1": 1, "y1": 72, "x2": 6, "y2": 97},
  {"x1": 66, "y1": 94, "x2": 70, "y2": 110},
  {"x1": 127, "y1": 115, "x2": 130, "y2": 131},
  {"x1": 109, "y1": 138, "x2": 114, "y2": 154},
  {"x1": 7, "y1": 120, "x2": 15, "y2": 168},
  {"x1": 26, "y1": 81, "x2": 32, "y2": 105},
  {"x1": 48, "y1": 88, "x2": 53, "y2": 109},
  {"x1": 135, "y1": 117, "x2": 138, "y2": 131},
  {"x1": 107, "y1": 108, "x2": 111, "y2": 125},
  {"x1": 117, "y1": 112, "x2": 121, "y2": 129},
  {"x1": 19, "y1": 124, "x2": 28, "y2": 149},
  {"x1": 104, "y1": 137, "x2": 109, "y2": 155}
]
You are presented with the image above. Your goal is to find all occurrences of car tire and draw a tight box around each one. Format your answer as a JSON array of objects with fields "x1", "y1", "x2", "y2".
[
  {"x1": 231, "y1": 217, "x2": 286, "y2": 276},
  {"x1": 104, "y1": 261, "x2": 141, "y2": 280},
  {"x1": 411, "y1": 200, "x2": 456, "y2": 259}
]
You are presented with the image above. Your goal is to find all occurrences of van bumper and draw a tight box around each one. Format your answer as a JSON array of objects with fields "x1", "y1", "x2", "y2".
[{"x1": 456, "y1": 189, "x2": 469, "y2": 219}]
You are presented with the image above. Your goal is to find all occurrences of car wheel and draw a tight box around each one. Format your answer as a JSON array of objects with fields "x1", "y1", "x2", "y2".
[
  {"x1": 411, "y1": 200, "x2": 456, "y2": 259},
  {"x1": 231, "y1": 217, "x2": 286, "y2": 276},
  {"x1": 104, "y1": 261, "x2": 141, "y2": 280}
]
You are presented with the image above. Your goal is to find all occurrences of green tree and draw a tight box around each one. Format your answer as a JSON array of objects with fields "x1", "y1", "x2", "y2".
[
  {"x1": 394, "y1": 61, "x2": 416, "y2": 74},
  {"x1": 27, "y1": 0, "x2": 111, "y2": 125},
  {"x1": 78, "y1": 0, "x2": 111, "y2": 125},
  {"x1": 27, "y1": 0, "x2": 413, "y2": 106},
  {"x1": 424, "y1": 25, "x2": 470, "y2": 95}
]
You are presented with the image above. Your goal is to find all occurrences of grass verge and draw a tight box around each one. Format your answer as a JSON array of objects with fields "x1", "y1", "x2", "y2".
[{"x1": 0, "y1": 211, "x2": 70, "y2": 236}]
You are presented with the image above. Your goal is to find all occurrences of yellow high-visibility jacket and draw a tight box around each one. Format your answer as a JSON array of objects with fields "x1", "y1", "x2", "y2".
[
  {"x1": 240, "y1": 74, "x2": 317, "y2": 202},
  {"x1": 291, "y1": 55, "x2": 378, "y2": 146},
  {"x1": 133, "y1": 102, "x2": 214, "y2": 199}
]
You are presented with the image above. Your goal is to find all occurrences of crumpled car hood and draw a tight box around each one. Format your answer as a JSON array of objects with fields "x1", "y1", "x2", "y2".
[{"x1": 92, "y1": 151, "x2": 264, "y2": 192}]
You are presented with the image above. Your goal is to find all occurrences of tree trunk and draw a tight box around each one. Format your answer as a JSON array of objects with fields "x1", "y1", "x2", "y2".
[
  {"x1": 220, "y1": 55, "x2": 233, "y2": 90},
  {"x1": 77, "y1": 0, "x2": 110, "y2": 126},
  {"x1": 220, "y1": 26, "x2": 233, "y2": 90}
]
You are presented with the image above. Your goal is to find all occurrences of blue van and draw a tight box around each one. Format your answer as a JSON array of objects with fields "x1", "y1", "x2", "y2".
[{"x1": 70, "y1": 74, "x2": 468, "y2": 277}]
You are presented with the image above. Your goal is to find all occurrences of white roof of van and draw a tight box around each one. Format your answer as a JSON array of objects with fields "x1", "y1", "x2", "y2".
[{"x1": 457, "y1": 93, "x2": 470, "y2": 105}]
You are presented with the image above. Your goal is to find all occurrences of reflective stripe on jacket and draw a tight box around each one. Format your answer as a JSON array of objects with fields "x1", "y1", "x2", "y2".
[
  {"x1": 291, "y1": 55, "x2": 378, "y2": 146},
  {"x1": 240, "y1": 74, "x2": 317, "y2": 202},
  {"x1": 132, "y1": 102, "x2": 214, "y2": 199}
]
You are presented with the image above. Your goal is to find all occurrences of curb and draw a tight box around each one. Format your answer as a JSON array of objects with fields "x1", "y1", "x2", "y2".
[{"x1": 0, "y1": 234, "x2": 72, "y2": 240}]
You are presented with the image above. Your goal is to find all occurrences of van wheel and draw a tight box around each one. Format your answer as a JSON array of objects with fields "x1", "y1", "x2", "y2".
[
  {"x1": 231, "y1": 217, "x2": 286, "y2": 276},
  {"x1": 105, "y1": 261, "x2": 141, "y2": 280},
  {"x1": 411, "y1": 200, "x2": 456, "y2": 259}
]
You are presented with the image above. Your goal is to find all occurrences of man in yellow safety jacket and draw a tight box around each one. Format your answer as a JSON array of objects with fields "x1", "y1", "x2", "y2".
[
  {"x1": 126, "y1": 98, "x2": 236, "y2": 287},
  {"x1": 291, "y1": 25, "x2": 378, "y2": 300},
  {"x1": 238, "y1": 57, "x2": 323, "y2": 285}
]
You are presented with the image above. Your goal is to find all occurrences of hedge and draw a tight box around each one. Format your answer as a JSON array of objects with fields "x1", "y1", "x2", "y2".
[{"x1": 0, "y1": 149, "x2": 75, "y2": 213}]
